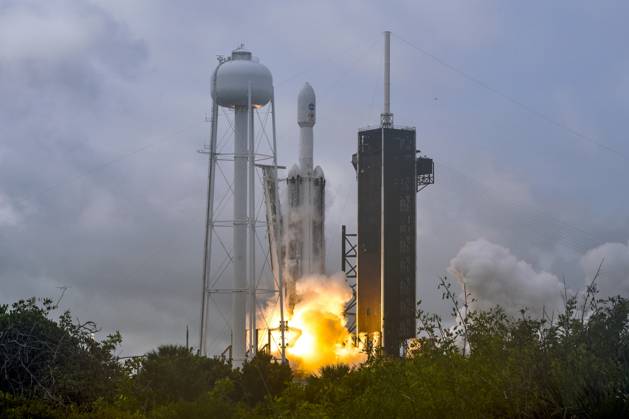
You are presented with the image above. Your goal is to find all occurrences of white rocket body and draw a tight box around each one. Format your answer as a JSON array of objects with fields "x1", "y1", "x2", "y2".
[
  {"x1": 298, "y1": 83, "x2": 315, "y2": 170},
  {"x1": 285, "y1": 83, "x2": 326, "y2": 311}
]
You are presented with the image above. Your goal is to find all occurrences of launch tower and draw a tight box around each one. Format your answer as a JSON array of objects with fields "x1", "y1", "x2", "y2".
[{"x1": 353, "y1": 31, "x2": 434, "y2": 355}]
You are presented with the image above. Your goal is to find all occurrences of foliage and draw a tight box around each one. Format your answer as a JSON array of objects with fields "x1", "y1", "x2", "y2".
[
  {"x1": 237, "y1": 352, "x2": 292, "y2": 406},
  {"x1": 129, "y1": 345, "x2": 234, "y2": 412},
  {"x1": 265, "y1": 278, "x2": 629, "y2": 418},
  {"x1": 3, "y1": 279, "x2": 629, "y2": 418},
  {"x1": 0, "y1": 298, "x2": 123, "y2": 406},
  {"x1": 138, "y1": 378, "x2": 241, "y2": 419}
]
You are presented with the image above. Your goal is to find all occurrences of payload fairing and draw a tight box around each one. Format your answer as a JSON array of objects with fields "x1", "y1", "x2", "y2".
[{"x1": 285, "y1": 83, "x2": 326, "y2": 311}]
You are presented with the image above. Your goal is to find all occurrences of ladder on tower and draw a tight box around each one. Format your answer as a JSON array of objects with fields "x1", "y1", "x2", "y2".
[{"x1": 341, "y1": 225, "x2": 358, "y2": 340}]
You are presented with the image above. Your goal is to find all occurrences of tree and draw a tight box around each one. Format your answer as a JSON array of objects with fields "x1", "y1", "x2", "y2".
[
  {"x1": 0, "y1": 297, "x2": 123, "y2": 405},
  {"x1": 238, "y1": 352, "x2": 292, "y2": 406},
  {"x1": 130, "y1": 345, "x2": 233, "y2": 411}
]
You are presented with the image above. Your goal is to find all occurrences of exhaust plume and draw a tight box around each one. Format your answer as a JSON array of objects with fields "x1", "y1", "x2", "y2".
[
  {"x1": 264, "y1": 273, "x2": 365, "y2": 374},
  {"x1": 448, "y1": 239, "x2": 563, "y2": 315},
  {"x1": 581, "y1": 240, "x2": 629, "y2": 298}
]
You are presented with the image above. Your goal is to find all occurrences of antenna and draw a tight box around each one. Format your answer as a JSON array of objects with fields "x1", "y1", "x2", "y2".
[{"x1": 381, "y1": 31, "x2": 393, "y2": 128}]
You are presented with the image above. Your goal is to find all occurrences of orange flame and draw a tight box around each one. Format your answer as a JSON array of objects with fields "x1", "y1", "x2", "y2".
[{"x1": 263, "y1": 273, "x2": 366, "y2": 374}]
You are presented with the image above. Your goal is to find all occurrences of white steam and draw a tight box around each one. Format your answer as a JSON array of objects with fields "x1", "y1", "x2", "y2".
[
  {"x1": 580, "y1": 240, "x2": 629, "y2": 298},
  {"x1": 448, "y1": 239, "x2": 564, "y2": 315}
]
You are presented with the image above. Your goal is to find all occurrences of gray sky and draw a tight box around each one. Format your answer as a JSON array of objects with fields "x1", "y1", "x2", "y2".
[{"x1": 2, "y1": 0, "x2": 629, "y2": 356}]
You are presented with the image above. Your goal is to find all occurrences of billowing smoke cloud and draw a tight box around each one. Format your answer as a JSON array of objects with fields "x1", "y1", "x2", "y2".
[
  {"x1": 581, "y1": 240, "x2": 629, "y2": 298},
  {"x1": 448, "y1": 239, "x2": 564, "y2": 315}
]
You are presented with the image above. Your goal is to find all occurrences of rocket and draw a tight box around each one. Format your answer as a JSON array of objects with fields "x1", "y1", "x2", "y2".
[{"x1": 285, "y1": 83, "x2": 326, "y2": 312}]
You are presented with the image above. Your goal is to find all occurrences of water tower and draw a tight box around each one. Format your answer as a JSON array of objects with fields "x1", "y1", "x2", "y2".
[{"x1": 199, "y1": 46, "x2": 285, "y2": 364}]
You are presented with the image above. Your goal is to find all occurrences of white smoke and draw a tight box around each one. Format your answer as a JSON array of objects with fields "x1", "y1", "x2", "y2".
[
  {"x1": 447, "y1": 239, "x2": 564, "y2": 315},
  {"x1": 580, "y1": 240, "x2": 629, "y2": 298}
]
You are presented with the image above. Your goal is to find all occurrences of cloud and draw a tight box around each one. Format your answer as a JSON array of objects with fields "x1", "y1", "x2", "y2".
[
  {"x1": 581, "y1": 241, "x2": 629, "y2": 298},
  {"x1": 0, "y1": 194, "x2": 21, "y2": 227},
  {"x1": 0, "y1": 3, "x2": 90, "y2": 62},
  {"x1": 0, "y1": 0, "x2": 157, "y2": 355},
  {"x1": 448, "y1": 239, "x2": 564, "y2": 315},
  {"x1": 0, "y1": 0, "x2": 147, "y2": 72},
  {"x1": 1, "y1": 0, "x2": 629, "y2": 358}
]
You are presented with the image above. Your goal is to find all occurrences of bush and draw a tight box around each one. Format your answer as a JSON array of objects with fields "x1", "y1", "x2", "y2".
[
  {"x1": 237, "y1": 352, "x2": 292, "y2": 406},
  {"x1": 4, "y1": 281, "x2": 629, "y2": 418},
  {"x1": 0, "y1": 298, "x2": 123, "y2": 406},
  {"x1": 130, "y1": 345, "x2": 234, "y2": 411}
]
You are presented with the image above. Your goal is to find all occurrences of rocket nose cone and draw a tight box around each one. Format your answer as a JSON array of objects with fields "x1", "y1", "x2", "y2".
[
  {"x1": 299, "y1": 82, "x2": 315, "y2": 103},
  {"x1": 298, "y1": 82, "x2": 316, "y2": 127}
]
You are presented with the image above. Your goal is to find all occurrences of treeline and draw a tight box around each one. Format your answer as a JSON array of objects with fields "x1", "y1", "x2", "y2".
[{"x1": 1, "y1": 285, "x2": 629, "y2": 418}]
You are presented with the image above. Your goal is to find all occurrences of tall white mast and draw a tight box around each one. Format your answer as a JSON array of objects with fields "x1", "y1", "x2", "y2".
[{"x1": 381, "y1": 31, "x2": 393, "y2": 128}]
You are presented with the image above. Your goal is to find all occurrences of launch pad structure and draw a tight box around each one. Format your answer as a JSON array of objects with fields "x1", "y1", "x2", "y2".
[
  {"x1": 199, "y1": 31, "x2": 434, "y2": 364},
  {"x1": 349, "y1": 31, "x2": 434, "y2": 356}
]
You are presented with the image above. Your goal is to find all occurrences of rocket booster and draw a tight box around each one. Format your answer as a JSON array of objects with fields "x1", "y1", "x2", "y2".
[
  {"x1": 285, "y1": 83, "x2": 326, "y2": 311},
  {"x1": 298, "y1": 82, "x2": 316, "y2": 171}
]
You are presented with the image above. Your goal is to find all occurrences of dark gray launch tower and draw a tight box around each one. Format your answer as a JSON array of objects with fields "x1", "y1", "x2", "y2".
[{"x1": 352, "y1": 31, "x2": 434, "y2": 356}]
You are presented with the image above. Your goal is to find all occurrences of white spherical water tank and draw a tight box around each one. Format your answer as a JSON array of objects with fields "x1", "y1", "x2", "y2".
[{"x1": 212, "y1": 48, "x2": 273, "y2": 108}]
